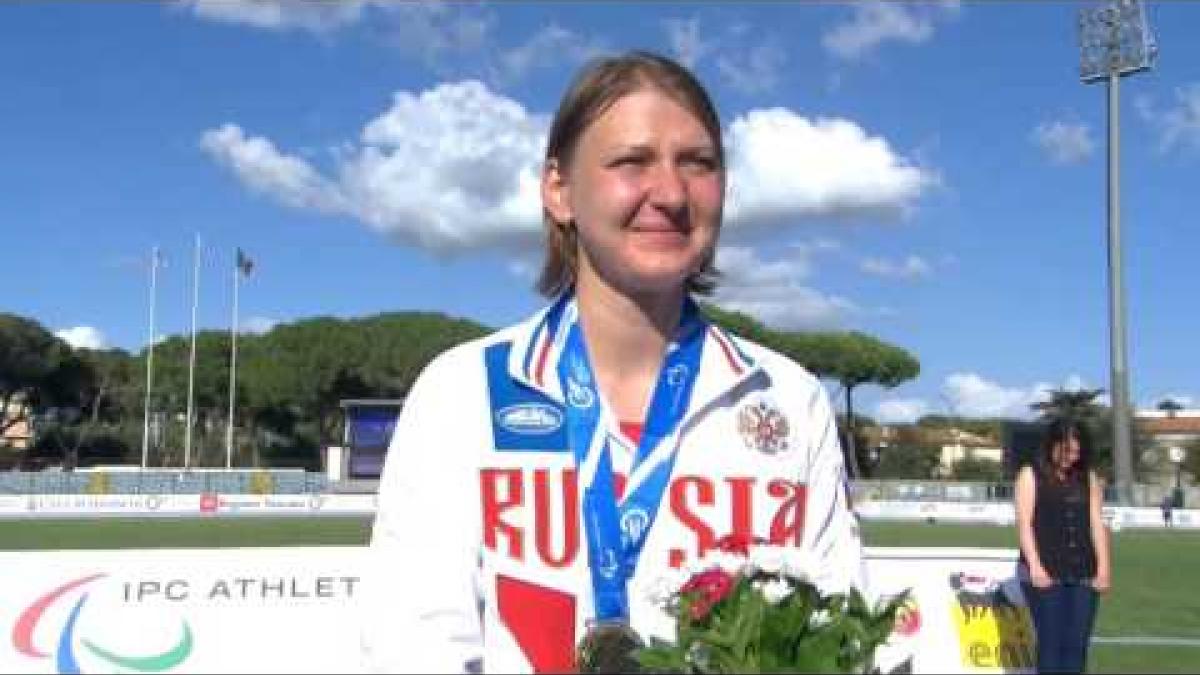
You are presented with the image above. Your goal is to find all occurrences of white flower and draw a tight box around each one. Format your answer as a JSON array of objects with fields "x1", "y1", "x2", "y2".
[
  {"x1": 758, "y1": 578, "x2": 792, "y2": 605},
  {"x1": 645, "y1": 568, "x2": 691, "y2": 604},
  {"x1": 644, "y1": 577, "x2": 676, "y2": 605},
  {"x1": 749, "y1": 545, "x2": 786, "y2": 575}
]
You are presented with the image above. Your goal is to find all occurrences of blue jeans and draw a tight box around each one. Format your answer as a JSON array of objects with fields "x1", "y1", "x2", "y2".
[{"x1": 1023, "y1": 582, "x2": 1098, "y2": 673}]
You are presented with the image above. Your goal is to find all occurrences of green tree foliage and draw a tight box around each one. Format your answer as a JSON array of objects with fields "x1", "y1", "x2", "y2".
[
  {"x1": 5, "y1": 304, "x2": 926, "y2": 477},
  {"x1": 949, "y1": 455, "x2": 1004, "y2": 482},
  {"x1": 147, "y1": 312, "x2": 493, "y2": 469},
  {"x1": 34, "y1": 348, "x2": 140, "y2": 468},
  {"x1": 874, "y1": 445, "x2": 941, "y2": 480},
  {"x1": 1157, "y1": 398, "x2": 1185, "y2": 417},
  {"x1": 698, "y1": 303, "x2": 774, "y2": 346},
  {"x1": 0, "y1": 313, "x2": 76, "y2": 437},
  {"x1": 916, "y1": 415, "x2": 1006, "y2": 441},
  {"x1": 1031, "y1": 387, "x2": 1105, "y2": 425},
  {"x1": 238, "y1": 312, "x2": 490, "y2": 466},
  {"x1": 809, "y1": 332, "x2": 919, "y2": 478},
  {"x1": 3, "y1": 310, "x2": 493, "y2": 470}
]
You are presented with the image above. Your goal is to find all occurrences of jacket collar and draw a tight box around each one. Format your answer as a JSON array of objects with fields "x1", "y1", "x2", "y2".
[{"x1": 506, "y1": 292, "x2": 762, "y2": 420}]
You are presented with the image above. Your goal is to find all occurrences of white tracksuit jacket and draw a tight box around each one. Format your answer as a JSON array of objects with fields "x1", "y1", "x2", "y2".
[{"x1": 361, "y1": 299, "x2": 866, "y2": 673}]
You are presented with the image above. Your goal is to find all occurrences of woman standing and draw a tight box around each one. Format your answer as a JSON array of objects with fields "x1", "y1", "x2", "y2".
[
  {"x1": 361, "y1": 51, "x2": 864, "y2": 673},
  {"x1": 1015, "y1": 418, "x2": 1112, "y2": 672}
]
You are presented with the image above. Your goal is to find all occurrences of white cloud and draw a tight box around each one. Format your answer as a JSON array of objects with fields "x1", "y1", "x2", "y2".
[
  {"x1": 200, "y1": 124, "x2": 348, "y2": 213},
  {"x1": 202, "y1": 81, "x2": 546, "y2": 252},
  {"x1": 204, "y1": 83, "x2": 933, "y2": 254},
  {"x1": 724, "y1": 109, "x2": 935, "y2": 230},
  {"x1": 942, "y1": 372, "x2": 1035, "y2": 418},
  {"x1": 712, "y1": 245, "x2": 858, "y2": 329},
  {"x1": 179, "y1": 0, "x2": 370, "y2": 32},
  {"x1": 876, "y1": 398, "x2": 931, "y2": 424},
  {"x1": 1137, "y1": 84, "x2": 1200, "y2": 155},
  {"x1": 860, "y1": 254, "x2": 932, "y2": 280},
  {"x1": 662, "y1": 17, "x2": 784, "y2": 96},
  {"x1": 880, "y1": 373, "x2": 1113, "y2": 424},
  {"x1": 810, "y1": 237, "x2": 843, "y2": 252},
  {"x1": 942, "y1": 372, "x2": 1103, "y2": 419},
  {"x1": 56, "y1": 326, "x2": 108, "y2": 351},
  {"x1": 716, "y1": 42, "x2": 786, "y2": 95},
  {"x1": 241, "y1": 317, "x2": 278, "y2": 335},
  {"x1": 823, "y1": 1, "x2": 958, "y2": 61},
  {"x1": 180, "y1": 1, "x2": 505, "y2": 85},
  {"x1": 664, "y1": 17, "x2": 714, "y2": 69},
  {"x1": 181, "y1": 2, "x2": 601, "y2": 90},
  {"x1": 347, "y1": 81, "x2": 546, "y2": 250},
  {"x1": 1031, "y1": 120, "x2": 1095, "y2": 165},
  {"x1": 385, "y1": 2, "x2": 494, "y2": 69},
  {"x1": 493, "y1": 24, "x2": 607, "y2": 85}
]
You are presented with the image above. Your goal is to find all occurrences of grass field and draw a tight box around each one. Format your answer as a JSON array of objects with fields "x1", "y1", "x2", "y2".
[{"x1": 1, "y1": 517, "x2": 1197, "y2": 673}]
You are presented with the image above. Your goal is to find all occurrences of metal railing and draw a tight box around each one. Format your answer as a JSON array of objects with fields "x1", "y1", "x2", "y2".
[{"x1": 852, "y1": 479, "x2": 1195, "y2": 508}]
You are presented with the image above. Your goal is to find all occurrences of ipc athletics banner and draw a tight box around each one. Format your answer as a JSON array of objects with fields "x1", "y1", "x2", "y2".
[{"x1": 0, "y1": 546, "x2": 1032, "y2": 674}]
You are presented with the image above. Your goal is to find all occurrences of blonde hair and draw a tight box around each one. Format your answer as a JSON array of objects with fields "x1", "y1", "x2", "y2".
[{"x1": 536, "y1": 51, "x2": 724, "y2": 298}]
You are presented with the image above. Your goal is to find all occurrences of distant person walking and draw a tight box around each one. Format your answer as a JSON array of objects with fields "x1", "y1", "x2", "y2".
[
  {"x1": 1160, "y1": 493, "x2": 1174, "y2": 528},
  {"x1": 1015, "y1": 418, "x2": 1111, "y2": 673}
]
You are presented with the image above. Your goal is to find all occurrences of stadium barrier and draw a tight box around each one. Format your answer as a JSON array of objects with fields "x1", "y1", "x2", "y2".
[
  {"x1": 0, "y1": 469, "x2": 329, "y2": 496},
  {"x1": 2, "y1": 491, "x2": 1195, "y2": 529},
  {"x1": 855, "y1": 499, "x2": 1200, "y2": 530},
  {"x1": 852, "y1": 479, "x2": 1199, "y2": 510},
  {"x1": 0, "y1": 546, "x2": 1032, "y2": 674},
  {"x1": 0, "y1": 493, "x2": 376, "y2": 519}
]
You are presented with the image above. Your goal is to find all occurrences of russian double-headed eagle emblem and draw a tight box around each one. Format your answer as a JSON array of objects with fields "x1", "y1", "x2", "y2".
[{"x1": 736, "y1": 400, "x2": 790, "y2": 454}]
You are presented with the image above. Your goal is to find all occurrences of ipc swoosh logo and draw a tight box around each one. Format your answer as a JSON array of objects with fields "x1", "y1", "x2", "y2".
[{"x1": 12, "y1": 574, "x2": 193, "y2": 674}]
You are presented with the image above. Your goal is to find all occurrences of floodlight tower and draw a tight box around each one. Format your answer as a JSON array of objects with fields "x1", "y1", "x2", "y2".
[{"x1": 1078, "y1": 0, "x2": 1157, "y2": 505}]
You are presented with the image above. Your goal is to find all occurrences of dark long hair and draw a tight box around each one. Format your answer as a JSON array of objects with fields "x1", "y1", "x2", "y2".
[{"x1": 1036, "y1": 417, "x2": 1093, "y2": 485}]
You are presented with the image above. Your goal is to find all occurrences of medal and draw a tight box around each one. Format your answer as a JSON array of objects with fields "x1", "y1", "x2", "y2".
[{"x1": 577, "y1": 620, "x2": 644, "y2": 674}]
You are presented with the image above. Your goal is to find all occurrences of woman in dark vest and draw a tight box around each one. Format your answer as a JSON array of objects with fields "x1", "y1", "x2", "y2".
[{"x1": 1015, "y1": 418, "x2": 1112, "y2": 672}]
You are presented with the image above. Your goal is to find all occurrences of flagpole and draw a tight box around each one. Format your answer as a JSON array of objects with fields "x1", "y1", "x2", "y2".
[
  {"x1": 185, "y1": 234, "x2": 200, "y2": 470},
  {"x1": 141, "y1": 246, "x2": 160, "y2": 470},
  {"x1": 225, "y1": 253, "x2": 240, "y2": 470}
]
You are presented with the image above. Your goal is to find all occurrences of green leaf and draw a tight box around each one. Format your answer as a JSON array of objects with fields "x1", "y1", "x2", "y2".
[{"x1": 642, "y1": 575, "x2": 909, "y2": 673}]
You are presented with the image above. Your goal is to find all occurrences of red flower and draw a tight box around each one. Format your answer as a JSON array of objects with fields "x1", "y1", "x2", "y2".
[{"x1": 679, "y1": 568, "x2": 735, "y2": 621}]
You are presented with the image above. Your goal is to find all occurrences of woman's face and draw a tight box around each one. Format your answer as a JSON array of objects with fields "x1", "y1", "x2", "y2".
[
  {"x1": 1051, "y1": 433, "x2": 1081, "y2": 471},
  {"x1": 543, "y1": 87, "x2": 724, "y2": 299}
]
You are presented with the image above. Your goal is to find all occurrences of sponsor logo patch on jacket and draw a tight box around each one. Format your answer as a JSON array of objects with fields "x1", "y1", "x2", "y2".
[{"x1": 496, "y1": 403, "x2": 563, "y2": 435}]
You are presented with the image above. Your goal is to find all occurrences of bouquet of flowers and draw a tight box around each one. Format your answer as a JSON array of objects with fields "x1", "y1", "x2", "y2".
[{"x1": 578, "y1": 534, "x2": 909, "y2": 674}]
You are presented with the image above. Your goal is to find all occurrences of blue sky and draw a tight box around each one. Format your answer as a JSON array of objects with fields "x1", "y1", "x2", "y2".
[{"x1": 4, "y1": 1, "x2": 1199, "y2": 424}]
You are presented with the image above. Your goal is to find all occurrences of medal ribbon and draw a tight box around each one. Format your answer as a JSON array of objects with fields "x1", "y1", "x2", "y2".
[{"x1": 557, "y1": 296, "x2": 706, "y2": 621}]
